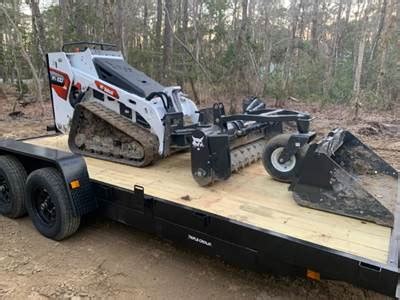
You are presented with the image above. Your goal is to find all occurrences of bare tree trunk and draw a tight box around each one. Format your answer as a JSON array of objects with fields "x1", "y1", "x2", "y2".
[
  {"x1": 397, "y1": 0, "x2": 400, "y2": 31},
  {"x1": 59, "y1": 0, "x2": 69, "y2": 44},
  {"x1": 163, "y1": 0, "x2": 174, "y2": 80},
  {"x1": 232, "y1": 0, "x2": 239, "y2": 35},
  {"x1": 311, "y1": 0, "x2": 319, "y2": 53},
  {"x1": 115, "y1": 0, "x2": 126, "y2": 55},
  {"x1": 298, "y1": 0, "x2": 305, "y2": 40},
  {"x1": 178, "y1": 0, "x2": 189, "y2": 87},
  {"x1": 12, "y1": 54, "x2": 23, "y2": 112},
  {"x1": 155, "y1": 0, "x2": 163, "y2": 80},
  {"x1": 0, "y1": 4, "x2": 44, "y2": 115},
  {"x1": 75, "y1": 1, "x2": 85, "y2": 39},
  {"x1": 3, "y1": 31, "x2": 12, "y2": 84},
  {"x1": 353, "y1": 1, "x2": 370, "y2": 119},
  {"x1": 376, "y1": 0, "x2": 395, "y2": 105},
  {"x1": 370, "y1": 0, "x2": 388, "y2": 61},
  {"x1": 189, "y1": 77, "x2": 200, "y2": 105},
  {"x1": 182, "y1": 0, "x2": 188, "y2": 43},
  {"x1": 248, "y1": 0, "x2": 256, "y2": 40},
  {"x1": 239, "y1": 0, "x2": 249, "y2": 47},
  {"x1": 28, "y1": 0, "x2": 48, "y2": 87},
  {"x1": 235, "y1": 0, "x2": 249, "y2": 90},
  {"x1": 295, "y1": 0, "x2": 304, "y2": 67},
  {"x1": 228, "y1": 0, "x2": 249, "y2": 111},
  {"x1": 345, "y1": 0, "x2": 351, "y2": 23},
  {"x1": 11, "y1": 42, "x2": 21, "y2": 94},
  {"x1": 261, "y1": 1, "x2": 272, "y2": 96},
  {"x1": 336, "y1": 0, "x2": 351, "y2": 60},
  {"x1": 94, "y1": 0, "x2": 102, "y2": 41},
  {"x1": 323, "y1": 0, "x2": 344, "y2": 97},
  {"x1": 176, "y1": 0, "x2": 182, "y2": 30},
  {"x1": 282, "y1": 0, "x2": 299, "y2": 105},
  {"x1": 194, "y1": 0, "x2": 203, "y2": 62},
  {"x1": 9, "y1": 24, "x2": 23, "y2": 110},
  {"x1": 103, "y1": 0, "x2": 115, "y2": 43},
  {"x1": 155, "y1": 0, "x2": 163, "y2": 49},
  {"x1": 143, "y1": 0, "x2": 148, "y2": 49}
]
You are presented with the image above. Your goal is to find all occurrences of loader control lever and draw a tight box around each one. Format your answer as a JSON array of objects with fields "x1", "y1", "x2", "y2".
[
  {"x1": 69, "y1": 83, "x2": 86, "y2": 108},
  {"x1": 146, "y1": 92, "x2": 173, "y2": 111}
]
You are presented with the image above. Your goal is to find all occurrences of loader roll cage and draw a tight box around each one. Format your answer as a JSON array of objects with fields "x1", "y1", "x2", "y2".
[{"x1": 62, "y1": 41, "x2": 118, "y2": 52}]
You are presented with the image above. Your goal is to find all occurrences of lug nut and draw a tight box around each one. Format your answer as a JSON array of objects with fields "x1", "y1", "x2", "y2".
[{"x1": 0, "y1": 185, "x2": 5, "y2": 192}]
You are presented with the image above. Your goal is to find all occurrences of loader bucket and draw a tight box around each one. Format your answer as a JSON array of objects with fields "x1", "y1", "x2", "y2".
[{"x1": 290, "y1": 128, "x2": 398, "y2": 227}]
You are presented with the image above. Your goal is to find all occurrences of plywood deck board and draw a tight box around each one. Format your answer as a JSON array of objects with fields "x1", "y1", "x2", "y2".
[{"x1": 26, "y1": 135, "x2": 392, "y2": 263}]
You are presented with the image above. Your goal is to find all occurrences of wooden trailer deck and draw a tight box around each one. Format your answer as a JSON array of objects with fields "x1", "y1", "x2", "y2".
[{"x1": 26, "y1": 135, "x2": 392, "y2": 264}]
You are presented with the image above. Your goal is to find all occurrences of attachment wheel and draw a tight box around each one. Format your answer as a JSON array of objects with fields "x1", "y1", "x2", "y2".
[{"x1": 262, "y1": 134, "x2": 308, "y2": 183}]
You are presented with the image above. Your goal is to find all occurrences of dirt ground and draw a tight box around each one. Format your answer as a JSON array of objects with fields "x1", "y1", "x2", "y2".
[{"x1": 0, "y1": 92, "x2": 398, "y2": 299}]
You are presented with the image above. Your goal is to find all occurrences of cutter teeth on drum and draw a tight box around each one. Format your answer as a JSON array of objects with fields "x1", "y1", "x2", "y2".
[{"x1": 230, "y1": 140, "x2": 265, "y2": 172}]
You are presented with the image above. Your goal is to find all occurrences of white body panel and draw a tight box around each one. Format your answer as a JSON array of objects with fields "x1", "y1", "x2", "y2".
[{"x1": 48, "y1": 52, "x2": 75, "y2": 132}]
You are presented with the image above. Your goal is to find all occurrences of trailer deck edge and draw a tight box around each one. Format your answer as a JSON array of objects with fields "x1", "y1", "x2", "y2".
[
  {"x1": 91, "y1": 179, "x2": 400, "y2": 297},
  {"x1": 0, "y1": 136, "x2": 399, "y2": 297}
]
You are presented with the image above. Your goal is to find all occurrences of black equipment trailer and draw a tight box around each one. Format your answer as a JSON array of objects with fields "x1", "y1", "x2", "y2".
[{"x1": 0, "y1": 134, "x2": 399, "y2": 297}]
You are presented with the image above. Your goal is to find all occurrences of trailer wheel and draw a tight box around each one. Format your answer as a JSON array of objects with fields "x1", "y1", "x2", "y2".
[
  {"x1": 25, "y1": 168, "x2": 80, "y2": 241},
  {"x1": 0, "y1": 155, "x2": 27, "y2": 218},
  {"x1": 262, "y1": 134, "x2": 307, "y2": 183}
]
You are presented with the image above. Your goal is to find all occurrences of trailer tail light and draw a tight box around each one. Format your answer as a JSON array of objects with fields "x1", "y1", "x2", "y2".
[
  {"x1": 70, "y1": 180, "x2": 81, "y2": 189},
  {"x1": 306, "y1": 269, "x2": 320, "y2": 281},
  {"x1": 95, "y1": 81, "x2": 119, "y2": 99}
]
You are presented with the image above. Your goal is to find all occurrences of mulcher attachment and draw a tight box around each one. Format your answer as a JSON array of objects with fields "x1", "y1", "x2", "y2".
[
  {"x1": 290, "y1": 128, "x2": 398, "y2": 227},
  {"x1": 190, "y1": 99, "x2": 313, "y2": 186}
]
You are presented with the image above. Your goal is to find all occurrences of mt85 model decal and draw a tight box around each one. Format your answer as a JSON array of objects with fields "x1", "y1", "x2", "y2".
[{"x1": 49, "y1": 68, "x2": 71, "y2": 100}]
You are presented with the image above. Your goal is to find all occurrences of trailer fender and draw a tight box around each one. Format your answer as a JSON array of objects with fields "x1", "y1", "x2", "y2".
[{"x1": 0, "y1": 139, "x2": 96, "y2": 217}]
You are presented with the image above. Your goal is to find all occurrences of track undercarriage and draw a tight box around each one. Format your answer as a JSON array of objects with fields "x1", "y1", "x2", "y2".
[{"x1": 69, "y1": 102, "x2": 159, "y2": 167}]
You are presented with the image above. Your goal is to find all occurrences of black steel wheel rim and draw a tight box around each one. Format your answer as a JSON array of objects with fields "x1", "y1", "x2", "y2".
[
  {"x1": 33, "y1": 188, "x2": 56, "y2": 226},
  {"x1": 0, "y1": 175, "x2": 10, "y2": 205}
]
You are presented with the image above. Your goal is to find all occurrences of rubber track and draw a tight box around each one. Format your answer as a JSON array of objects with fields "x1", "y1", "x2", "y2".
[
  {"x1": 68, "y1": 101, "x2": 159, "y2": 167},
  {"x1": 230, "y1": 139, "x2": 266, "y2": 172}
]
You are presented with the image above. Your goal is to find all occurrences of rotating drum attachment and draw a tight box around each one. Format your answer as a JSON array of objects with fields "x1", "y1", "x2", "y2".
[
  {"x1": 290, "y1": 128, "x2": 398, "y2": 227},
  {"x1": 190, "y1": 130, "x2": 266, "y2": 186}
]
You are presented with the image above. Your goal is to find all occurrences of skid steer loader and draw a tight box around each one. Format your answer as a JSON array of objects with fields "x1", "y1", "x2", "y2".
[
  {"x1": 47, "y1": 42, "x2": 314, "y2": 182},
  {"x1": 47, "y1": 42, "x2": 398, "y2": 228}
]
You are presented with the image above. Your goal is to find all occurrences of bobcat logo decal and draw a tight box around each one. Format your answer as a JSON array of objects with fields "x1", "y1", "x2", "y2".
[{"x1": 192, "y1": 136, "x2": 204, "y2": 151}]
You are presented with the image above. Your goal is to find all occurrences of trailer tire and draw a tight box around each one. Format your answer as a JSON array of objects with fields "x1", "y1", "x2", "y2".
[
  {"x1": 0, "y1": 155, "x2": 27, "y2": 218},
  {"x1": 25, "y1": 168, "x2": 80, "y2": 241},
  {"x1": 262, "y1": 134, "x2": 307, "y2": 183}
]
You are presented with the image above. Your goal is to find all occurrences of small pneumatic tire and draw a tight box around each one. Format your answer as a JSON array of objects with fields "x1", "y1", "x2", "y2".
[
  {"x1": 25, "y1": 167, "x2": 80, "y2": 241},
  {"x1": 262, "y1": 134, "x2": 308, "y2": 183},
  {"x1": 0, "y1": 155, "x2": 27, "y2": 218}
]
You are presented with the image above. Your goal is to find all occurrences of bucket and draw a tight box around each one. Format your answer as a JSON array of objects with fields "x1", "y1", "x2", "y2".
[{"x1": 290, "y1": 129, "x2": 398, "y2": 227}]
